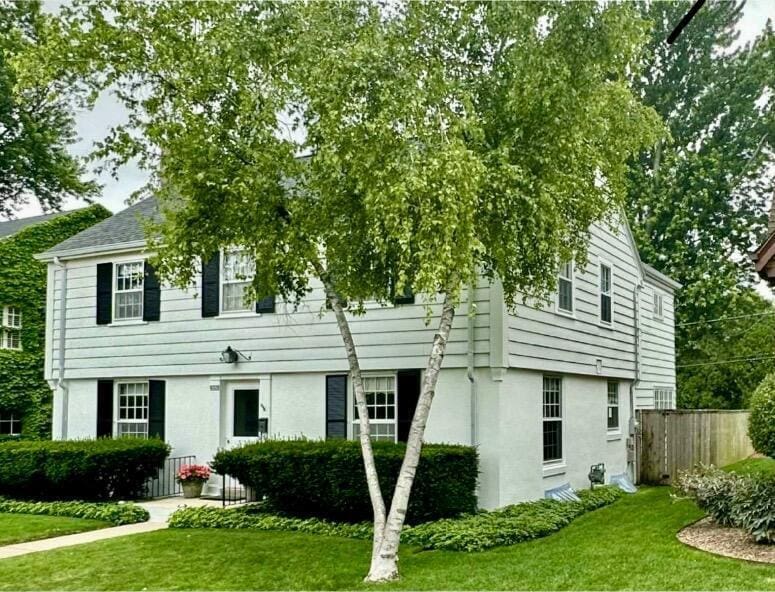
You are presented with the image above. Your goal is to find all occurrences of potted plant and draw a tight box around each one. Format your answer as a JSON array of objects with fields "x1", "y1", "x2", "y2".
[{"x1": 177, "y1": 464, "x2": 211, "y2": 499}]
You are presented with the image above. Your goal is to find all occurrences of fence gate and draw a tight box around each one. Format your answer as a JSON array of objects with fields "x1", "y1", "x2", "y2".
[{"x1": 637, "y1": 410, "x2": 754, "y2": 484}]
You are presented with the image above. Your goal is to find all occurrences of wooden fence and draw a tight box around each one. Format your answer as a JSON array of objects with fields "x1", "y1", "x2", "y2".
[{"x1": 637, "y1": 410, "x2": 754, "y2": 484}]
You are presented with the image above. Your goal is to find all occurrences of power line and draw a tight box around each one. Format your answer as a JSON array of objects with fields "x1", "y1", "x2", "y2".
[
  {"x1": 677, "y1": 311, "x2": 775, "y2": 328},
  {"x1": 677, "y1": 354, "x2": 775, "y2": 369}
]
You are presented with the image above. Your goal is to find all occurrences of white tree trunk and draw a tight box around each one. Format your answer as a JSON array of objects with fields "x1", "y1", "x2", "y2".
[
  {"x1": 318, "y1": 271, "x2": 387, "y2": 559},
  {"x1": 366, "y1": 293, "x2": 457, "y2": 583}
]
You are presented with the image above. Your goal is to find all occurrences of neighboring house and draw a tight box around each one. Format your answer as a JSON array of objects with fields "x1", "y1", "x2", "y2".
[
  {"x1": 751, "y1": 197, "x2": 775, "y2": 287},
  {"x1": 0, "y1": 206, "x2": 111, "y2": 438},
  {"x1": 37, "y1": 198, "x2": 678, "y2": 507}
]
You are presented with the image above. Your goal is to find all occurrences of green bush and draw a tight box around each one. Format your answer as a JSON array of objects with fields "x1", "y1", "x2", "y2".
[
  {"x1": 169, "y1": 486, "x2": 623, "y2": 551},
  {"x1": 0, "y1": 438, "x2": 170, "y2": 500},
  {"x1": 0, "y1": 498, "x2": 149, "y2": 525},
  {"x1": 731, "y1": 473, "x2": 775, "y2": 544},
  {"x1": 211, "y1": 439, "x2": 477, "y2": 523},
  {"x1": 674, "y1": 465, "x2": 740, "y2": 526},
  {"x1": 749, "y1": 373, "x2": 775, "y2": 459}
]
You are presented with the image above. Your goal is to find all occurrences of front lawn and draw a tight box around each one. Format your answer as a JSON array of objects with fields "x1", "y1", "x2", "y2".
[
  {"x1": 0, "y1": 513, "x2": 108, "y2": 546},
  {"x1": 0, "y1": 488, "x2": 773, "y2": 590}
]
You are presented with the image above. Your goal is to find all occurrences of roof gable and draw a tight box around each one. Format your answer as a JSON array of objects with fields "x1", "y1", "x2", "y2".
[{"x1": 0, "y1": 210, "x2": 85, "y2": 240}]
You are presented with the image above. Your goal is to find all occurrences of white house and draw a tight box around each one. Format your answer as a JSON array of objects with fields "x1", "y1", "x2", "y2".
[{"x1": 36, "y1": 197, "x2": 679, "y2": 508}]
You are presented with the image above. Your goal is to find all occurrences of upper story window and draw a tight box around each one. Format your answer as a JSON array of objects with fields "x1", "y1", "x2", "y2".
[
  {"x1": 653, "y1": 292, "x2": 664, "y2": 321},
  {"x1": 557, "y1": 262, "x2": 574, "y2": 314},
  {"x1": 1, "y1": 306, "x2": 21, "y2": 350},
  {"x1": 654, "y1": 387, "x2": 675, "y2": 410},
  {"x1": 221, "y1": 250, "x2": 256, "y2": 313},
  {"x1": 542, "y1": 376, "x2": 563, "y2": 463},
  {"x1": 116, "y1": 381, "x2": 149, "y2": 438},
  {"x1": 607, "y1": 381, "x2": 619, "y2": 431},
  {"x1": 0, "y1": 411, "x2": 21, "y2": 436},
  {"x1": 599, "y1": 262, "x2": 613, "y2": 326},
  {"x1": 114, "y1": 261, "x2": 144, "y2": 321},
  {"x1": 353, "y1": 375, "x2": 397, "y2": 442}
]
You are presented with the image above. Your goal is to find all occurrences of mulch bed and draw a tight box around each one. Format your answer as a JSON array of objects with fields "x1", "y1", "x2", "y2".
[{"x1": 678, "y1": 517, "x2": 775, "y2": 564}]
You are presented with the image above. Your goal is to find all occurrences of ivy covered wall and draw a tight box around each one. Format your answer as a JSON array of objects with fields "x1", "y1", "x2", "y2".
[{"x1": 0, "y1": 205, "x2": 112, "y2": 437}]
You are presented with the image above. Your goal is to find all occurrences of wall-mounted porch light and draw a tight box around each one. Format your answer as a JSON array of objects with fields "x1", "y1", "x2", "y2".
[{"x1": 220, "y1": 346, "x2": 251, "y2": 364}]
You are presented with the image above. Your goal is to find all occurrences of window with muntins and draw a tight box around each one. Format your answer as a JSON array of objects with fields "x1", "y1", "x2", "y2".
[
  {"x1": 222, "y1": 250, "x2": 255, "y2": 312},
  {"x1": 607, "y1": 381, "x2": 619, "y2": 430},
  {"x1": 557, "y1": 262, "x2": 574, "y2": 314},
  {"x1": 353, "y1": 375, "x2": 396, "y2": 442},
  {"x1": 653, "y1": 292, "x2": 664, "y2": 320},
  {"x1": 542, "y1": 376, "x2": 563, "y2": 463},
  {"x1": 114, "y1": 262, "x2": 144, "y2": 320},
  {"x1": 0, "y1": 411, "x2": 21, "y2": 436},
  {"x1": 599, "y1": 263, "x2": 613, "y2": 325},
  {"x1": 1, "y1": 306, "x2": 21, "y2": 350},
  {"x1": 117, "y1": 382, "x2": 149, "y2": 438},
  {"x1": 654, "y1": 387, "x2": 675, "y2": 410}
]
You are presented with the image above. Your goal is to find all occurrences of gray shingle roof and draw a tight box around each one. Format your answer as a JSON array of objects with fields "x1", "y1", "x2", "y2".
[
  {"x1": 38, "y1": 198, "x2": 160, "y2": 258},
  {"x1": 0, "y1": 210, "x2": 83, "y2": 239}
]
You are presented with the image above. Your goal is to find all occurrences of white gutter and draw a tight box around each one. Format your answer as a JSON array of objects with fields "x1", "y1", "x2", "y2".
[
  {"x1": 467, "y1": 282, "x2": 478, "y2": 447},
  {"x1": 53, "y1": 257, "x2": 69, "y2": 439},
  {"x1": 35, "y1": 239, "x2": 149, "y2": 263}
]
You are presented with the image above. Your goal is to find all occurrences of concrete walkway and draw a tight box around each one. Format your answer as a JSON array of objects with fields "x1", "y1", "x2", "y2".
[{"x1": 0, "y1": 497, "x2": 221, "y2": 560}]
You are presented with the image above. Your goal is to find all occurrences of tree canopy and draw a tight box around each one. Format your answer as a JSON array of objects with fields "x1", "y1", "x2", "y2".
[{"x1": 0, "y1": 0, "x2": 97, "y2": 217}]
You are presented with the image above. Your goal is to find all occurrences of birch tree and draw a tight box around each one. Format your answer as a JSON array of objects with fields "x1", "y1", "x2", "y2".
[{"x1": 23, "y1": 0, "x2": 661, "y2": 581}]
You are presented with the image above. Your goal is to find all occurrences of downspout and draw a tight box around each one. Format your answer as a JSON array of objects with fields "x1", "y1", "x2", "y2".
[
  {"x1": 467, "y1": 283, "x2": 478, "y2": 447},
  {"x1": 53, "y1": 257, "x2": 68, "y2": 439},
  {"x1": 629, "y1": 281, "x2": 643, "y2": 481}
]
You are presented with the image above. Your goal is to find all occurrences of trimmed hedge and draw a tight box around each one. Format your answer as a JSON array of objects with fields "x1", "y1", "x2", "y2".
[
  {"x1": 168, "y1": 486, "x2": 624, "y2": 551},
  {"x1": 749, "y1": 373, "x2": 775, "y2": 459},
  {"x1": 0, "y1": 438, "x2": 170, "y2": 500},
  {"x1": 0, "y1": 498, "x2": 149, "y2": 525},
  {"x1": 211, "y1": 439, "x2": 477, "y2": 523}
]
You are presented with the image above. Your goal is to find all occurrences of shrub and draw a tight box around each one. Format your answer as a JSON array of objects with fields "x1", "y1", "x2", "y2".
[
  {"x1": 749, "y1": 373, "x2": 775, "y2": 459},
  {"x1": 674, "y1": 465, "x2": 741, "y2": 526},
  {"x1": 211, "y1": 439, "x2": 477, "y2": 523},
  {"x1": 0, "y1": 497, "x2": 149, "y2": 525},
  {"x1": 0, "y1": 438, "x2": 170, "y2": 500},
  {"x1": 169, "y1": 485, "x2": 623, "y2": 552},
  {"x1": 731, "y1": 473, "x2": 775, "y2": 544}
]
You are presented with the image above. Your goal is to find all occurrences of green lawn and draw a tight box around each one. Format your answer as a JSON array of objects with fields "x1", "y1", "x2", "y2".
[
  {"x1": 0, "y1": 488, "x2": 773, "y2": 590},
  {"x1": 724, "y1": 455, "x2": 775, "y2": 476},
  {"x1": 0, "y1": 513, "x2": 108, "y2": 546}
]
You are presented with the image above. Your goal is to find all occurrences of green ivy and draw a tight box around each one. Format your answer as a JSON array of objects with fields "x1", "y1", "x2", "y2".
[
  {"x1": 169, "y1": 486, "x2": 624, "y2": 552},
  {"x1": 0, "y1": 497, "x2": 149, "y2": 525},
  {"x1": 0, "y1": 205, "x2": 111, "y2": 437}
]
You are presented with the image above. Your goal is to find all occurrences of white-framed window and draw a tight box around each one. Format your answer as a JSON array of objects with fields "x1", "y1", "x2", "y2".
[
  {"x1": 653, "y1": 291, "x2": 664, "y2": 321},
  {"x1": 0, "y1": 411, "x2": 21, "y2": 436},
  {"x1": 654, "y1": 387, "x2": 675, "y2": 410},
  {"x1": 607, "y1": 381, "x2": 619, "y2": 431},
  {"x1": 542, "y1": 376, "x2": 563, "y2": 463},
  {"x1": 221, "y1": 249, "x2": 256, "y2": 313},
  {"x1": 116, "y1": 381, "x2": 149, "y2": 438},
  {"x1": 114, "y1": 261, "x2": 144, "y2": 321},
  {"x1": 557, "y1": 261, "x2": 574, "y2": 314},
  {"x1": 599, "y1": 262, "x2": 613, "y2": 325},
  {"x1": 1, "y1": 306, "x2": 22, "y2": 350},
  {"x1": 352, "y1": 374, "x2": 397, "y2": 442}
]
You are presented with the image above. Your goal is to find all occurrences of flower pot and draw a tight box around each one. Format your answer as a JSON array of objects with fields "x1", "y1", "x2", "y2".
[{"x1": 182, "y1": 480, "x2": 204, "y2": 499}]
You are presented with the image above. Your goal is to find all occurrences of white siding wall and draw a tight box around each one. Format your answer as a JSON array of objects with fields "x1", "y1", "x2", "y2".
[
  {"x1": 47, "y1": 256, "x2": 490, "y2": 381},
  {"x1": 507, "y1": 218, "x2": 642, "y2": 379},
  {"x1": 635, "y1": 282, "x2": 677, "y2": 408}
]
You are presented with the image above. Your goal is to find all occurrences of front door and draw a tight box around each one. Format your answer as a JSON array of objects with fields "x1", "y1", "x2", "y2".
[{"x1": 226, "y1": 382, "x2": 266, "y2": 447}]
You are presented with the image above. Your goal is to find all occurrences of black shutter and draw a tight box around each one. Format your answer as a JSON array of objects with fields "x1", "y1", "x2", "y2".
[
  {"x1": 96, "y1": 263, "x2": 113, "y2": 325},
  {"x1": 326, "y1": 375, "x2": 348, "y2": 439},
  {"x1": 394, "y1": 286, "x2": 415, "y2": 305},
  {"x1": 397, "y1": 369, "x2": 421, "y2": 443},
  {"x1": 148, "y1": 380, "x2": 166, "y2": 440},
  {"x1": 201, "y1": 253, "x2": 220, "y2": 317},
  {"x1": 143, "y1": 261, "x2": 161, "y2": 322},
  {"x1": 256, "y1": 295, "x2": 276, "y2": 314},
  {"x1": 97, "y1": 379, "x2": 114, "y2": 437}
]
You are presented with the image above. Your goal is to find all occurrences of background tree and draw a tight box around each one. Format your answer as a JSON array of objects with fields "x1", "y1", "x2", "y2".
[
  {"x1": 27, "y1": 0, "x2": 661, "y2": 581},
  {"x1": 0, "y1": 0, "x2": 97, "y2": 217},
  {"x1": 627, "y1": 0, "x2": 775, "y2": 408}
]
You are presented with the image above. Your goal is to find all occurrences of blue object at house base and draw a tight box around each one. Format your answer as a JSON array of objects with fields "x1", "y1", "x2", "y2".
[
  {"x1": 544, "y1": 482, "x2": 581, "y2": 502},
  {"x1": 609, "y1": 472, "x2": 637, "y2": 493}
]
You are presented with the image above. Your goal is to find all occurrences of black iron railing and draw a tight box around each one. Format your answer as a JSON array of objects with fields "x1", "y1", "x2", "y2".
[
  {"x1": 145, "y1": 455, "x2": 196, "y2": 498},
  {"x1": 221, "y1": 473, "x2": 255, "y2": 507}
]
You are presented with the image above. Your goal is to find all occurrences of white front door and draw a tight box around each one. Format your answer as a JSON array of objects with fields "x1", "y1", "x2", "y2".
[{"x1": 225, "y1": 382, "x2": 266, "y2": 447}]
